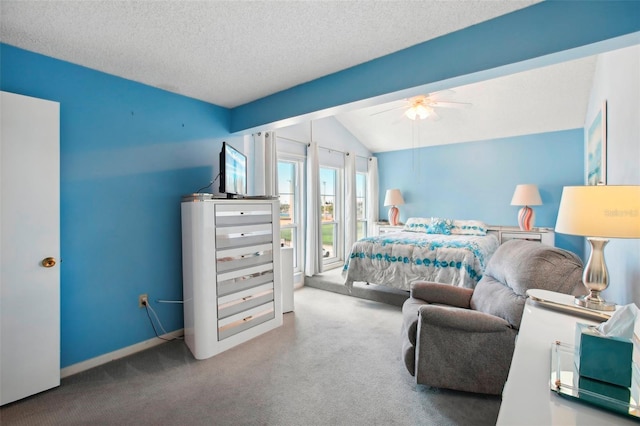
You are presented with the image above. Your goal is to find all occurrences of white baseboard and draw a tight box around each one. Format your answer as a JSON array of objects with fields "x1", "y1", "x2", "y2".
[{"x1": 60, "y1": 329, "x2": 184, "y2": 379}]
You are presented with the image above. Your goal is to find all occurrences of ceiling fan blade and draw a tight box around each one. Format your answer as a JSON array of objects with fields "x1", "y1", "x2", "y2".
[
  {"x1": 370, "y1": 105, "x2": 405, "y2": 116},
  {"x1": 427, "y1": 110, "x2": 441, "y2": 121},
  {"x1": 429, "y1": 89, "x2": 456, "y2": 98},
  {"x1": 431, "y1": 101, "x2": 472, "y2": 108},
  {"x1": 391, "y1": 117, "x2": 406, "y2": 126}
]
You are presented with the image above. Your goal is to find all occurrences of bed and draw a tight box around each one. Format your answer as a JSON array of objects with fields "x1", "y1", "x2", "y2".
[{"x1": 342, "y1": 218, "x2": 499, "y2": 291}]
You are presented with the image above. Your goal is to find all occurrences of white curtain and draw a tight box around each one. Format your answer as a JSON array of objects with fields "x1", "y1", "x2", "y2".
[
  {"x1": 252, "y1": 132, "x2": 266, "y2": 195},
  {"x1": 344, "y1": 152, "x2": 357, "y2": 255},
  {"x1": 304, "y1": 141, "x2": 323, "y2": 276},
  {"x1": 252, "y1": 131, "x2": 278, "y2": 196},
  {"x1": 366, "y1": 157, "x2": 379, "y2": 236},
  {"x1": 264, "y1": 131, "x2": 278, "y2": 196}
]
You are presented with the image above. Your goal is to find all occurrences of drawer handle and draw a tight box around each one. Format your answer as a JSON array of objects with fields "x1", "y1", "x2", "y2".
[
  {"x1": 242, "y1": 296, "x2": 252, "y2": 301},
  {"x1": 243, "y1": 315, "x2": 253, "y2": 322}
]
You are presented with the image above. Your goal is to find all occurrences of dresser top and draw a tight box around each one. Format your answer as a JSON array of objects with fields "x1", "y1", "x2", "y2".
[{"x1": 181, "y1": 193, "x2": 278, "y2": 202}]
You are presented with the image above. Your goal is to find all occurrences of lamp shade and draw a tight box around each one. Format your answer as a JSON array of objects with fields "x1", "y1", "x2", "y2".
[
  {"x1": 384, "y1": 189, "x2": 404, "y2": 206},
  {"x1": 555, "y1": 185, "x2": 640, "y2": 238},
  {"x1": 510, "y1": 184, "x2": 542, "y2": 206}
]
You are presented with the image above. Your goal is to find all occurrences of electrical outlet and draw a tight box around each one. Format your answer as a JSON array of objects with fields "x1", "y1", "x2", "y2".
[{"x1": 138, "y1": 293, "x2": 148, "y2": 308}]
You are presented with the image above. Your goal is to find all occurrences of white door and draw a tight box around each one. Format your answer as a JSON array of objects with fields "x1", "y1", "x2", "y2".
[{"x1": 0, "y1": 91, "x2": 60, "y2": 405}]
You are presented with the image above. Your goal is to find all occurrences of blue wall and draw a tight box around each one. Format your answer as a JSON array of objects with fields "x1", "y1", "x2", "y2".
[
  {"x1": 3, "y1": 1, "x2": 639, "y2": 369},
  {"x1": 1, "y1": 44, "x2": 231, "y2": 367},
  {"x1": 377, "y1": 130, "x2": 585, "y2": 255}
]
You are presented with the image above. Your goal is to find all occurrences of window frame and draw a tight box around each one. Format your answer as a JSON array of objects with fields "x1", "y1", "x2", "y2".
[
  {"x1": 356, "y1": 171, "x2": 368, "y2": 240},
  {"x1": 277, "y1": 155, "x2": 304, "y2": 273},
  {"x1": 319, "y1": 165, "x2": 343, "y2": 268}
]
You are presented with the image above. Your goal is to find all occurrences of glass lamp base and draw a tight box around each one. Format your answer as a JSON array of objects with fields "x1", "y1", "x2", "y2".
[{"x1": 574, "y1": 295, "x2": 616, "y2": 311}]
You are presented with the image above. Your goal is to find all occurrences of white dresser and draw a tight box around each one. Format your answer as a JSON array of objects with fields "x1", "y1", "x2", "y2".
[{"x1": 181, "y1": 195, "x2": 282, "y2": 360}]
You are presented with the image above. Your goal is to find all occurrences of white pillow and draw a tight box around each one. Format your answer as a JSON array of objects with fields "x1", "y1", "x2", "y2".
[
  {"x1": 451, "y1": 219, "x2": 488, "y2": 236},
  {"x1": 404, "y1": 217, "x2": 454, "y2": 235},
  {"x1": 403, "y1": 217, "x2": 431, "y2": 233}
]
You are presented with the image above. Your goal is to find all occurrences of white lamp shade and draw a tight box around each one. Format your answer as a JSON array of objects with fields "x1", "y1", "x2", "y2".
[
  {"x1": 555, "y1": 185, "x2": 640, "y2": 238},
  {"x1": 384, "y1": 189, "x2": 404, "y2": 206},
  {"x1": 511, "y1": 184, "x2": 542, "y2": 206}
]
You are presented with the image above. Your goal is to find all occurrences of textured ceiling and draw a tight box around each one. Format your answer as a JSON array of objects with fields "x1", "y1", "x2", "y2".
[
  {"x1": 0, "y1": 0, "x2": 539, "y2": 108},
  {"x1": 2, "y1": 0, "x2": 602, "y2": 152}
]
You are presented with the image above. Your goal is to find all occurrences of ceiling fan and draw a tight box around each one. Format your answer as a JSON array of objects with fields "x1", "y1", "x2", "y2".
[{"x1": 372, "y1": 92, "x2": 472, "y2": 121}]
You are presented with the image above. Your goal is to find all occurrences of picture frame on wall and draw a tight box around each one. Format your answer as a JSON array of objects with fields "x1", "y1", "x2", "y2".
[{"x1": 586, "y1": 100, "x2": 607, "y2": 185}]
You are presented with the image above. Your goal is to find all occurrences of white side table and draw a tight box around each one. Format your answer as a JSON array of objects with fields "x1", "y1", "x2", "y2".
[
  {"x1": 497, "y1": 291, "x2": 633, "y2": 425},
  {"x1": 487, "y1": 225, "x2": 555, "y2": 246},
  {"x1": 281, "y1": 247, "x2": 294, "y2": 313},
  {"x1": 374, "y1": 224, "x2": 404, "y2": 235}
]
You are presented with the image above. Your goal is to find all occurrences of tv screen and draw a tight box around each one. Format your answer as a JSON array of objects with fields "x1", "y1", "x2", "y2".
[{"x1": 219, "y1": 142, "x2": 247, "y2": 197}]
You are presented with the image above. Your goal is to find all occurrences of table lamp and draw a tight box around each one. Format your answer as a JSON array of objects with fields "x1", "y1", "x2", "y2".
[
  {"x1": 555, "y1": 185, "x2": 640, "y2": 311},
  {"x1": 511, "y1": 184, "x2": 543, "y2": 231},
  {"x1": 384, "y1": 189, "x2": 404, "y2": 226}
]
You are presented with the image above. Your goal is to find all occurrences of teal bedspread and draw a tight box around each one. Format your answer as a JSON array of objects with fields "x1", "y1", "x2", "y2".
[{"x1": 342, "y1": 232, "x2": 499, "y2": 291}]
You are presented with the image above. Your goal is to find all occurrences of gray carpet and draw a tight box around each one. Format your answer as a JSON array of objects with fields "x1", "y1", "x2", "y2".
[
  {"x1": 305, "y1": 268, "x2": 410, "y2": 307},
  {"x1": 0, "y1": 287, "x2": 500, "y2": 426}
]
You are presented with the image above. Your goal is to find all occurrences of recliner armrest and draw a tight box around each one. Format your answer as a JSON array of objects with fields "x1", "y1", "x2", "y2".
[
  {"x1": 414, "y1": 304, "x2": 517, "y2": 395},
  {"x1": 410, "y1": 282, "x2": 473, "y2": 309},
  {"x1": 418, "y1": 304, "x2": 513, "y2": 333}
]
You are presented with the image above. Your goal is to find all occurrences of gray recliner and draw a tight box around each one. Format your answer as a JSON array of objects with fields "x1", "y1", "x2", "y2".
[{"x1": 401, "y1": 239, "x2": 588, "y2": 395}]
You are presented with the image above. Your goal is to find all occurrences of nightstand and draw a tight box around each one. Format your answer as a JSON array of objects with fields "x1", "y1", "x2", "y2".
[
  {"x1": 487, "y1": 226, "x2": 555, "y2": 246},
  {"x1": 373, "y1": 223, "x2": 404, "y2": 235}
]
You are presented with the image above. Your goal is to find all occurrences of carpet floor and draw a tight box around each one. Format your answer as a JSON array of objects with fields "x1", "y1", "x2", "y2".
[{"x1": 0, "y1": 287, "x2": 501, "y2": 426}]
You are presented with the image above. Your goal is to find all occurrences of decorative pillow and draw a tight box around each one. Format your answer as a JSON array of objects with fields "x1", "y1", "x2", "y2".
[
  {"x1": 403, "y1": 217, "x2": 431, "y2": 233},
  {"x1": 451, "y1": 219, "x2": 488, "y2": 236},
  {"x1": 426, "y1": 217, "x2": 453, "y2": 235}
]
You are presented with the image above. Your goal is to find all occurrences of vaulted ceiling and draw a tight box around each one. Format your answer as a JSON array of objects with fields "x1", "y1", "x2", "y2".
[{"x1": 333, "y1": 55, "x2": 597, "y2": 152}]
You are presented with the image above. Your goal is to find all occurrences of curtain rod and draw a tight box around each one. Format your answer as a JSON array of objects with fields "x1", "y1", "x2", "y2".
[{"x1": 276, "y1": 135, "x2": 370, "y2": 160}]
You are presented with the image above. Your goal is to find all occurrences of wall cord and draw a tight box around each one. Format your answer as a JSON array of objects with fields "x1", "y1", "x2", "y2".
[
  {"x1": 196, "y1": 173, "x2": 220, "y2": 193},
  {"x1": 143, "y1": 301, "x2": 183, "y2": 342}
]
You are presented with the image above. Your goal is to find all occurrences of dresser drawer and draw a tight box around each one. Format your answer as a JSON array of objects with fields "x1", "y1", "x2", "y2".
[
  {"x1": 217, "y1": 266, "x2": 274, "y2": 297},
  {"x1": 215, "y1": 223, "x2": 273, "y2": 249},
  {"x1": 217, "y1": 283, "x2": 274, "y2": 320},
  {"x1": 217, "y1": 261, "x2": 274, "y2": 283},
  {"x1": 218, "y1": 301, "x2": 275, "y2": 341},
  {"x1": 215, "y1": 204, "x2": 272, "y2": 227},
  {"x1": 501, "y1": 232, "x2": 542, "y2": 243},
  {"x1": 216, "y1": 243, "x2": 273, "y2": 274}
]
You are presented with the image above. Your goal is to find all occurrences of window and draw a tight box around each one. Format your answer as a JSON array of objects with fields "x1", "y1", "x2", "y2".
[
  {"x1": 278, "y1": 159, "x2": 302, "y2": 271},
  {"x1": 356, "y1": 172, "x2": 367, "y2": 240},
  {"x1": 320, "y1": 167, "x2": 342, "y2": 266}
]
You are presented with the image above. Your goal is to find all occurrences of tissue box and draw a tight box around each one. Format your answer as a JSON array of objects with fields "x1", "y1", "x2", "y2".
[
  {"x1": 574, "y1": 323, "x2": 633, "y2": 388},
  {"x1": 578, "y1": 376, "x2": 631, "y2": 414}
]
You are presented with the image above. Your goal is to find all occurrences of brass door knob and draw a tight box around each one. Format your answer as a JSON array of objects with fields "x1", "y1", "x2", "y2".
[{"x1": 42, "y1": 257, "x2": 56, "y2": 268}]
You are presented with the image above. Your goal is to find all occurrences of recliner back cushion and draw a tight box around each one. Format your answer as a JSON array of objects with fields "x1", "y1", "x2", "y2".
[{"x1": 470, "y1": 240, "x2": 586, "y2": 329}]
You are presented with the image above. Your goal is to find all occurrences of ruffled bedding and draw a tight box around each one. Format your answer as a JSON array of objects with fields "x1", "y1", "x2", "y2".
[{"x1": 342, "y1": 231, "x2": 499, "y2": 291}]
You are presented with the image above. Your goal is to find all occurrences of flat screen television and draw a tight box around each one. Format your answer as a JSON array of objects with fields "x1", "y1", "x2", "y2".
[{"x1": 219, "y1": 142, "x2": 247, "y2": 198}]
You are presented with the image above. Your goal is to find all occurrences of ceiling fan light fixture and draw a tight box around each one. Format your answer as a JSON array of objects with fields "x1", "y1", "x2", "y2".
[
  {"x1": 415, "y1": 104, "x2": 430, "y2": 119},
  {"x1": 404, "y1": 108, "x2": 418, "y2": 120},
  {"x1": 405, "y1": 103, "x2": 430, "y2": 120}
]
